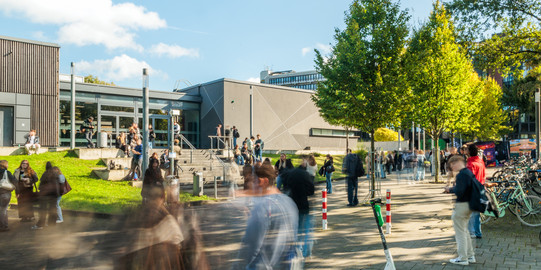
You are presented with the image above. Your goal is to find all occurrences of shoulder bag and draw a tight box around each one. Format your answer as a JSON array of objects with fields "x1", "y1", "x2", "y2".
[{"x1": 0, "y1": 171, "x2": 15, "y2": 191}]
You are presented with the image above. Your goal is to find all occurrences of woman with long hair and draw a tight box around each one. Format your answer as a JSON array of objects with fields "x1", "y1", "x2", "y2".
[
  {"x1": 306, "y1": 154, "x2": 318, "y2": 184},
  {"x1": 14, "y1": 160, "x2": 39, "y2": 222},
  {"x1": 141, "y1": 158, "x2": 165, "y2": 204},
  {"x1": 323, "y1": 154, "x2": 334, "y2": 194}
]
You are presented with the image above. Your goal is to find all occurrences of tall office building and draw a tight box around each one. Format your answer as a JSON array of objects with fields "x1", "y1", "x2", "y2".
[{"x1": 260, "y1": 69, "x2": 324, "y2": 91}]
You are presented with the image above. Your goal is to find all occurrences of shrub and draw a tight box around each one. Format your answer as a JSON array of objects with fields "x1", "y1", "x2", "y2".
[{"x1": 374, "y1": 127, "x2": 403, "y2": 142}]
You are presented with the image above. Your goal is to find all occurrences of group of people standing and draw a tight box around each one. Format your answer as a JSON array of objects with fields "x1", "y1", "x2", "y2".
[
  {"x1": 234, "y1": 133, "x2": 265, "y2": 165},
  {"x1": 0, "y1": 160, "x2": 69, "y2": 232}
]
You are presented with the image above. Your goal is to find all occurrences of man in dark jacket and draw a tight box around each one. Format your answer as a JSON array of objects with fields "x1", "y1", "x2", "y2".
[
  {"x1": 81, "y1": 116, "x2": 95, "y2": 148},
  {"x1": 342, "y1": 149, "x2": 359, "y2": 206},
  {"x1": 444, "y1": 155, "x2": 476, "y2": 266},
  {"x1": 282, "y1": 168, "x2": 315, "y2": 257},
  {"x1": 274, "y1": 153, "x2": 294, "y2": 190}
]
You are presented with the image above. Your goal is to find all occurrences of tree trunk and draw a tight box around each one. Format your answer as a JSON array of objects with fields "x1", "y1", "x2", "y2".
[
  {"x1": 370, "y1": 130, "x2": 376, "y2": 199},
  {"x1": 434, "y1": 130, "x2": 440, "y2": 183},
  {"x1": 451, "y1": 132, "x2": 455, "y2": 148}
]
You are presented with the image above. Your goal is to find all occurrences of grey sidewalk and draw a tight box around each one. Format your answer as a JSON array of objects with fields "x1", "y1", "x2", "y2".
[{"x1": 304, "y1": 174, "x2": 541, "y2": 270}]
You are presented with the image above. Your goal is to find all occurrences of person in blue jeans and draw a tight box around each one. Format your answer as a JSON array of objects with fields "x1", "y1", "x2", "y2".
[
  {"x1": 54, "y1": 168, "x2": 66, "y2": 223},
  {"x1": 282, "y1": 168, "x2": 315, "y2": 258},
  {"x1": 323, "y1": 154, "x2": 334, "y2": 193}
]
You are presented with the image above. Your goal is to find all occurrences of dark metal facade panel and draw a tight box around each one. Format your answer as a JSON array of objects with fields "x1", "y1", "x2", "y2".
[{"x1": 1, "y1": 37, "x2": 60, "y2": 146}]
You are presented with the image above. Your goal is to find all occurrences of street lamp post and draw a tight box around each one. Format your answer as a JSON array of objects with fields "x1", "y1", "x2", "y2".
[
  {"x1": 250, "y1": 85, "x2": 253, "y2": 137},
  {"x1": 70, "y1": 63, "x2": 76, "y2": 149},
  {"x1": 142, "y1": 69, "x2": 149, "y2": 176}
]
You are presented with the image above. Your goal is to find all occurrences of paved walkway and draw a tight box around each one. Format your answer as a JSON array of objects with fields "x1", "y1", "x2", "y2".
[{"x1": 0, "y1": 171, "x2": 540, "y2": 269}]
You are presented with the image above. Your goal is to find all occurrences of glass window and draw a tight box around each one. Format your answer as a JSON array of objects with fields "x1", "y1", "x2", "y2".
[{"x1": 101, "y1": 105, "x2": 134, "y2": 113}]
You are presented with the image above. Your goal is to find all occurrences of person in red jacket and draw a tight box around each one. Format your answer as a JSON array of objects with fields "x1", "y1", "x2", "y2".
[{"x1": 467, "y1": 144, "x2": 486, "y2": 239}]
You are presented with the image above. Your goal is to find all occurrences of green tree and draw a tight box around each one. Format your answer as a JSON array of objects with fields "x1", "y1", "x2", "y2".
[
  {"x1": 471, "y1": 77, "x2": 512, "y2": 140},
  {"x1": 405, "y1": 1, "x2": 478, "y2": 183},
  {"x1": 84, "y1": 75, "x2": 115, "y2": 86},
  {"x1": 313, "y1": 0, "x2": 409, "y2": 197},
  {"x1": 374, "y1": 128, "x2": 404, "y2": 142},
  {"x1": 447, "y1": 0, "x2": 541, "y2": 78}
]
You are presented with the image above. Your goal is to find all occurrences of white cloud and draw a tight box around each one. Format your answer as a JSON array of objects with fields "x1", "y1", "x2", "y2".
[
  {"x1": 315, "y1": 43, "x2": 332, "y2": 55},
  {"x1": 246, "y1": 77, "x2": 260, "y2": 83},
  {"x1": 76, "y1": 54, "x2": 166, "y2": 82},
  {"x1": 32, "y1": 31, "x2": 47, "y2": 41},
  {"x1": 302, "y1": 43, "x2": 332, "y2": 57},
  {"x1": 0, "y1": 0, "x2": 166, "y2": 50},
  {"x1": 150, "y1": 43, "x2": 199, "y2": 58}
]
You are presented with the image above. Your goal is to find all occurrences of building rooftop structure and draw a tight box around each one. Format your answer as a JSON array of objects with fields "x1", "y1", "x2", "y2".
[{"x1": 259, "y1": 69, "x2": 324, "y2": 91}]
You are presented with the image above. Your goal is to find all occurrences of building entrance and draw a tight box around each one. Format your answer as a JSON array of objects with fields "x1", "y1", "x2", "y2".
[{"x1": 0, "y1": 106, "x2": 14, "y2": 146}]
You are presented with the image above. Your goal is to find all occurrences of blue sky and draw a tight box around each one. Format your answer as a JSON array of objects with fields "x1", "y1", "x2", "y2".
[{"x1": 0, "y1": 0, "x2": 435, "y2": 91}]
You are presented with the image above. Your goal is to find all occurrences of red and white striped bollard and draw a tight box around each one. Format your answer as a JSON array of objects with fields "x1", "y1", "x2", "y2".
[
  {"x1": 322, "y1": 189, "x2": 328, "y2": 230},
  {"x1": 386, "y1": 189, "x2": 391, "y2": 234}
]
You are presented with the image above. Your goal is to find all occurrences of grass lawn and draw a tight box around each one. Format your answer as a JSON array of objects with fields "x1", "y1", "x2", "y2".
[
  {"x1": 1, "y1": 151, "x2": 210, "y2": 214},
  {"x1": 263, "y1": 154, "x2": 347, "y2": 182}
]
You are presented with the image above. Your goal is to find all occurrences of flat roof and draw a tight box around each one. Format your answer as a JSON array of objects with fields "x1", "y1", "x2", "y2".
[
  {"x1": 178, "y1": 78, "x2": 317, "y2": 95},
  {"x1": 59, "y1": 81, "x2": 201, "y2": 103},
  {"x1": 0, "y1": 35, "x2": 60, "y2": 48}
]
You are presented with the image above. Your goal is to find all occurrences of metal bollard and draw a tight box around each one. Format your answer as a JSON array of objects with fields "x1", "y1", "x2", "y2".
[
  {"x1": 386, "y1": 189, "x2": 392, "y2": 235},
  {"x1": 322, "y1": 189, "x2": 328, "y2": 230}
]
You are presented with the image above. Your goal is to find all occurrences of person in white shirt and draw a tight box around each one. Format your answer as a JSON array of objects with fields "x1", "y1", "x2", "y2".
[{"x1": 24, "y1": 130, "x2": 40, "y2": 155}]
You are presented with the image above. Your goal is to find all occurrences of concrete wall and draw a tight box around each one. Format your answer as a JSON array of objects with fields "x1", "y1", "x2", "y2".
[{"x1": 222, "y1": 80, "x2": 356, "y2": 150}]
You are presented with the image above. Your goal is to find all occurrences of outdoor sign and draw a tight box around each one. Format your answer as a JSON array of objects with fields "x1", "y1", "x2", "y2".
[
  {"x1": 475, "y1": 141, "x2": 497, "y2": 167},
  {"x1": 509, "y1": 139, "x2": 536, "y2": 155}
]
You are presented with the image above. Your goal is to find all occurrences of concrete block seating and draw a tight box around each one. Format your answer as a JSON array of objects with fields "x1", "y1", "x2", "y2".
[{"x1": 92, "y1": 168, "x2": 131, "y2": 181}]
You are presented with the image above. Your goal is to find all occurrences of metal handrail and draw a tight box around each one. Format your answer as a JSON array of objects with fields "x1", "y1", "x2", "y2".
[
  {"x1": 208, "y1": 135, "x2": 232, "y2": 159},
  {"x1": 178, "y1": 134, "x2": 195, "y2": 163},
  {"x1": 208, "y1": 149, "x2": 227, "y2": 183}
]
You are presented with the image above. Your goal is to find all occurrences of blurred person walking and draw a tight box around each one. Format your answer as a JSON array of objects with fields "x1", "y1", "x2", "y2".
[
  {"x1": 52, "y1": 166, "x2": 68, "y2": 224},
  {"x1": 0, "y1": 160, "x2": 17, "y2": 231},
  {"x1": 236, "y1": 163, "x2": 299, "y2": 269},
  {"x1": 14, "y1": 160, "x2": 38, "y2": 222},
  {"x1": 32, "y1": 162, "x2": 63, "y2": 230}
]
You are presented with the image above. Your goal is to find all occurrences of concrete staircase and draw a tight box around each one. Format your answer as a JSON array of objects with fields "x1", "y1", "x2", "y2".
[{"x1": 92, "y1": 149, "x2": 242, "y2": 187}]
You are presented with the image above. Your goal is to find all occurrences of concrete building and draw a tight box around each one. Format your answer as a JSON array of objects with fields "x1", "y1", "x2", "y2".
[
  {"x1": 260, "y1": 69, "x2": 324, "y2": 91},
  {"x1": 0, "y1": 35, "x2": 60, "y2": 146},
  {"x1": 177, "y1": 78, "x2": 357, "y2": 151},
  {"x1": 58, "y1": 78, "x2": 201, "y2": 148},
  {"x1": 1, "y1": 35, "x2": 354, "y2": 151}
]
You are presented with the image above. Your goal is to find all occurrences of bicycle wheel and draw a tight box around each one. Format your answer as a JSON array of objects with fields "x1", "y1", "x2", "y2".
[
  {"x1": 480, "y1": 213, "x2": 492, "y2": 224},
  {"x1": 513, "y1": 195, "x2": 541, "y2": 227}
]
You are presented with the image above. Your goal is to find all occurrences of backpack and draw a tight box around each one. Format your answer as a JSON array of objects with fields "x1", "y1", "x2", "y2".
[
  {"x1": 469, "y1": 177, "x2": 490, "y2": 213},
  {"x1": 233, "y1": 130, "x2": 240, "y2": 138},
  {"x1": 355, "y1": 155, "x2": 365, "y2": 177}
]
